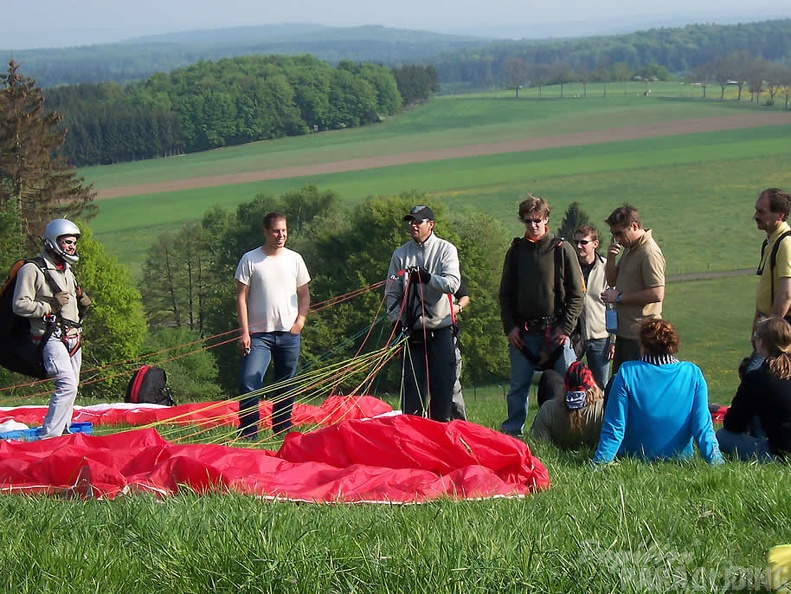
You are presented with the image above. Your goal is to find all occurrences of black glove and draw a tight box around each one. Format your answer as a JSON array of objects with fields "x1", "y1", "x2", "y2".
[{"x1": 408, "y1": 266, "x2": 431, "y2": 284}]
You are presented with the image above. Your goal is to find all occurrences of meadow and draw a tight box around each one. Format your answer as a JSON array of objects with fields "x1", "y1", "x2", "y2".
[{"x1": 3, "y1": 88, "x2": 791, "y2": 592}]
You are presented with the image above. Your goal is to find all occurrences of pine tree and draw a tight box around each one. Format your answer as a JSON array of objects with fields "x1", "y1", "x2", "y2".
[
  {"x1": 556, "y1": 201, "x2": 595, "y2": 239},
  {"x1": 0, "y1": 60, "x2": 96, "y2": 250}
]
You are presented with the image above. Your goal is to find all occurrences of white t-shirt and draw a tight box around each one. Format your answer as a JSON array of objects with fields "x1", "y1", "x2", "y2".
[{"x1": 235, "y1": 247, "x2": 311, "y2": 333}]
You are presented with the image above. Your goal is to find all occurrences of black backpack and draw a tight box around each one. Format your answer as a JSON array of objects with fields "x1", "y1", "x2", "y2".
[
  {"x1": 0, "y1": 258, "x2": 60, "y2": 378},
  {"x1": 125, "y1": 365, "x2": 176, "y2": 406}
]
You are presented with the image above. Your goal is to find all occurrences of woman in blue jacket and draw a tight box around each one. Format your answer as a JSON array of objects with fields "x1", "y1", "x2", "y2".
[{"x1": 593, "y1": 319, "x2": 723, "y2": 465}]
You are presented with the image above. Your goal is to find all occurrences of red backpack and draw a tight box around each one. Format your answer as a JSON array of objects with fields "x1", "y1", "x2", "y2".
[{"x1": 125, "y1": 365, "x2": 176, "y2": 406}]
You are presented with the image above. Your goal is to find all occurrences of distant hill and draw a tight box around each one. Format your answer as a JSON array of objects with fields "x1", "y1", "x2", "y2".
[{"x1": 2, "y1": 24, "x2": 490, "y2": 88}]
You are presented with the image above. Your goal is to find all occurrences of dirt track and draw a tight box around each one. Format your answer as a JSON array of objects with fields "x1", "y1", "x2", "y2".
[{"x1": 97, "y1": 112, "x2": 791, "y2": 200}]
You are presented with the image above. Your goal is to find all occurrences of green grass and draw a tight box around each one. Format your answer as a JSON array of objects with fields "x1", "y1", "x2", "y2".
[
  {"x1": 81, "y1": 91, "x2": 776, "y2": 189},
  {"x1": 92, "y1": 129, "x2": 791, "y2": 277},
  {"x1": 1, "y1": 391, "x2": 789, "y2": 592}
]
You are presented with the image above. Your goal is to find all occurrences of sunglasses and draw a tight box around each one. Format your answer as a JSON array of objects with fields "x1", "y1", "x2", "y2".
[
  {"x1": 522, "y1": 218, "x2": 545, "y2": 225},
  {"x1": 406, "y1": 218, "x2": 428, "y2": 226},
  {"x1": 574, "y1": 239, "x2": 592, "y2": 245},
  {"x1": 60, "y1": 239, "x2": 78, "y2": 246}
]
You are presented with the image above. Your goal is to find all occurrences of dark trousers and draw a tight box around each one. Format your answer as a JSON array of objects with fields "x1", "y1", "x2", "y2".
[{"x1": 402, "y1": 326, "x2": 455, "y2": 421}]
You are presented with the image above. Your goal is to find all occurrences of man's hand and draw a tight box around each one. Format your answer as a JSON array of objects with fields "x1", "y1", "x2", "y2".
[
  {"x1": 606, "y1": 342, "x2": 616, "y2": 361},
  {"x1": 79, "y1": 293, "x2": 91, "y2": 308},
  {"x1": 507, "y1": 327, "x2": 524, "y2": 350},
  {"x1": 52, "y1": 291, "x2": 70, "y2": 312},
  {"x1": 600, "y1": 288, "x2": 620, "y2": 304},
  {"x1": 606, "y1": 242, "x2": 622, "y2": 260},
  {"x1": 551, "y1": 329, "x2": 569, "y2": 349},
  {"x1": 238, "y1": 331, "x2": 251, "y2": 355},
  {"x1": 289, "y1": 317, "x2": 305, "y2": 335},
  {"x1": 408, "y1": 266, "x2": 431, "y2": 284}
]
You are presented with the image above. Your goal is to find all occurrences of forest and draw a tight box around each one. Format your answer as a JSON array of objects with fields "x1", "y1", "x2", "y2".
[
  {"x1": 43, "y1": 56, "x2": 438, "y2": 166},
  {"x1": 433, "y1": 19, "x2": 791, "y2": 92}
]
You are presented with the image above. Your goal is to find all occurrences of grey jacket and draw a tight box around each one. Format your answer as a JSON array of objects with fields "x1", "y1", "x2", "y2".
[
  {"x1": 12, "y1": 251, "x2": 80, "y2": 337},
  {"x1": 385, "y1": 232, "x2": 461, "y2": 331}
]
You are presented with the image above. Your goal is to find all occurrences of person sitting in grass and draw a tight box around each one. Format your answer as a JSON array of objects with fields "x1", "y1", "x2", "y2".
[
  {"x1": 593, "y1": 319, "x2": 723, "y2": 465},
  {"x1": 717, "y1": 318, "x2": 791, "y2": 462},
  {"x1": 530, "y1": 361, "x2": 605, "y2": 450}
]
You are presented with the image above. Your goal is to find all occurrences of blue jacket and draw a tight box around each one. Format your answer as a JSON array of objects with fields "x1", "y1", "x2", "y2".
[{"x1": 593, "y1": 360, "x2": 723, "y2": 465}]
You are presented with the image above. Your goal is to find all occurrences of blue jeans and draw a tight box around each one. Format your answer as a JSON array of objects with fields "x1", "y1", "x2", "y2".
[
  {"x1": 501, "y1": 330, "x2": 576, "y2": 436},
  {"x1": 716, "y1": 428, "x2": 774, "y2": 462},
  {"x1": 238, "y1": 331, "x2": 301, "y2": 438},
  {"x1": 584, "y1": 338, "x2": 610, "y2": 389}
]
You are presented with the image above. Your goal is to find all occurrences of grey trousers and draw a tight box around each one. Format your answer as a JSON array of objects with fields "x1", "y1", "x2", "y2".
[{"x1": 40, "y1": 335, "x2": 82, "y2": 439}]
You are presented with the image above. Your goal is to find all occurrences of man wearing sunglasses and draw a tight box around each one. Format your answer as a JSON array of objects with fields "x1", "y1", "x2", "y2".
[
  {"x1": 499, "y1": 195, "x2": 585, "y2": 437},
  {"x1": 573, "y1": 225, "x2": 614, "y2": 389},
  {"x1": 600, "y1": 204, "x2": 665, "y2": 376},
  {"x1": 386, "y1": 205, "x2": 460, "y2": 422}
]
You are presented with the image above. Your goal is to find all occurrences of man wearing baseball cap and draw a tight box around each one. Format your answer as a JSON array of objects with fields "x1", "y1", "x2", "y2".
[{"x1": 385, "y1": 204, "x2": 461, "y2": 421}]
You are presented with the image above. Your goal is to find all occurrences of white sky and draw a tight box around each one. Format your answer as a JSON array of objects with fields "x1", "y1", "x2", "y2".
[{"x1": 3, "y1": 0, "x2": 790, "y2": 49}]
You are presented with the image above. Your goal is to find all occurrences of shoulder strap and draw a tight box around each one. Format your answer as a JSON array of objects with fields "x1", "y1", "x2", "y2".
[
  {"x1": 769, "y1": 230, "x2": 791, "y2": 271},
  {"x1": 27, "y1": 257, "x2": 64, "y2": 296}
]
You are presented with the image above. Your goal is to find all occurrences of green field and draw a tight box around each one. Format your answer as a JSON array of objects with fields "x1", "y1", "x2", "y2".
[
  {"x1": 82, "y1": 90, "x2": 791, "y2": 400},
  {"x1": 5, "y1": 89, "x2": 791, "y2": 592}
]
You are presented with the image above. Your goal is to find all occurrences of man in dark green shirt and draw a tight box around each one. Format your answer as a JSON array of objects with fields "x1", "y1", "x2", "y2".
[{"x1": 498, "y1": 194, "x2": 585, "y2": 437}]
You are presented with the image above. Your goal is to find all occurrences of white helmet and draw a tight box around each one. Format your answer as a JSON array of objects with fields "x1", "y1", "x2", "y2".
[{"x1": 43, "y1": 218, "x2": 81, "y2": 264}]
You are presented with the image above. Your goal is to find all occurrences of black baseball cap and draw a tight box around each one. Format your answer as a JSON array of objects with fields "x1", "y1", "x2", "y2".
[{"x1": 403, "y1": 205, "x2": 435, "y2": 222}]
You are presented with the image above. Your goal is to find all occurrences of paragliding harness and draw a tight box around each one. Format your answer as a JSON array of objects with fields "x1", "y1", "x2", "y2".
[
  {"x1": 126, "y1": 365, "x2": 176, "y2": 406},
  {"x1": 0, "y1": 257, "x2": 85, "y2": 378},
  {"x1": 510, "y1": 236, "x2": 584, "y2": 370},
  {"x1": 757, "y1": 229, "x2": 791, "y2": 323}
]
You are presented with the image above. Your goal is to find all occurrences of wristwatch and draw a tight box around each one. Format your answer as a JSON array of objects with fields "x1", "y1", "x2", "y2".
[{"x1": 615, "y1": 292, "x2": 623, "y2": 304}]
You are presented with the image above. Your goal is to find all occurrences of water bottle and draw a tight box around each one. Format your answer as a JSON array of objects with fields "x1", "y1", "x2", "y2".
[{"x1": 605, "y1": 288, "x2": 618, "y2": 334}]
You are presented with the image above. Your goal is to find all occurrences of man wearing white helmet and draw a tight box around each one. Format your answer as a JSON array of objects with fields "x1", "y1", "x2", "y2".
[{"x1": 12, "y1": 218, "x2": 91, "y2": 438}]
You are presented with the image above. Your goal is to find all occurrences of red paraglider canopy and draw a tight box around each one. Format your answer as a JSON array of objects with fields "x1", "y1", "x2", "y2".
[
  {"x1": 0, "y1": 395, "x2": 393, "y2": 430},
  {"x1": 0, "y1": 415, "x2": 550, "y2": 503}
]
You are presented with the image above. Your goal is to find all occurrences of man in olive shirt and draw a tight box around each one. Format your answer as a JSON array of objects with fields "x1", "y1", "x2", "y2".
[
  {"x1": 748, "y1": 187, "x2": 791, "y2": 372},
  {"x1": 600, "y1": 204, "x2": 666, "y2": 376}
]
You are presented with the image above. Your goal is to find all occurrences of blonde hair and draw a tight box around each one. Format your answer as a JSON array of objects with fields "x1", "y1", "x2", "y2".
[
  {"x1": 560, "y1": 384, "x2": 604, "y2": 435},
  {"x1": 755, "y1": 318, "x2": 791, "y2": 380}
]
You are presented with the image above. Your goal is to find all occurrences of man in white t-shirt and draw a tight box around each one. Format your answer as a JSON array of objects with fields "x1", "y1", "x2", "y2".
[{"x1": 235, "y1": 211, "x2": 311, "y2": 439}]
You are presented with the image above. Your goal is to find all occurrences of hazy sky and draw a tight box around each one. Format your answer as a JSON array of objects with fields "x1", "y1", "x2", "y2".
[{"x1": 4, "y1": 0, "x2": 790, "y2": 49}]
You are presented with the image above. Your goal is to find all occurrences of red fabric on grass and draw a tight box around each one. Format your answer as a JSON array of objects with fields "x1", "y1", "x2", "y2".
[
  {"x1": 0, "y1": 416, "x2": 550, "y2": 503},
  {"x1": 0, "y1": 395, "x2": 393, "y2": 430}
]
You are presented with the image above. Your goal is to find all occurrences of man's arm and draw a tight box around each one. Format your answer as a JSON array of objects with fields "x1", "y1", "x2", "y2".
[
  {"x1": 236, "y1": 280, "x2": 251, "y2": 352},
  {"x1": 604, "y1": 242, "x2": 621, "y2": 286},
  {"x1": 291, "y1": 283, "x2": 310, "y2": 334},
  {"x1": 558, "y1": 246, "x2": 585, "y2": 339},
  {"x1": 454, "y1": 295, "x2": 470, "y2": 316},
  {"x1": 771, "y1": 277, "x2": 791, "y2": 318},
  {"x1": 602, "y1": 285, "x2": 665, "y2": 307},
  {"x1": 426, "y1": 243, "x2": 460, "y2": 296},
  {"x1": 12, "y1": 263, "x2": 51, "y2": 318}
]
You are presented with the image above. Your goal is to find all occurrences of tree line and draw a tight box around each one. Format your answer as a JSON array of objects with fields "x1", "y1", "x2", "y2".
[
  {"x1": 5, "y1": 24, "x2": 480, "y2": 88},
  {"x1": 44, "y1": 56, "x2": 437, "y2": 166},
  {"x1": 432, "y1": 19, "x2": 791, "y2": 93}
]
